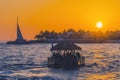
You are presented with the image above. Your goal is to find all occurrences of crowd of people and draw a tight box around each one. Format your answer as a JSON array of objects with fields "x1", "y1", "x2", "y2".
[{"x1": 48, "y1": 51, "x2": 85, "y2": 69}]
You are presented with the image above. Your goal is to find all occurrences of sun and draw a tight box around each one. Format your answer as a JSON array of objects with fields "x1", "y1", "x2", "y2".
[{"x1": 96, "y1": 22, "x2": 103, "y2": 28}]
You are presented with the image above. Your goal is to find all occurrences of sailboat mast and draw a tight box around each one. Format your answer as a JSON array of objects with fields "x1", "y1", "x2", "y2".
[{"x1": 17, "y1": 16, "x2": 18, "y2": 26}]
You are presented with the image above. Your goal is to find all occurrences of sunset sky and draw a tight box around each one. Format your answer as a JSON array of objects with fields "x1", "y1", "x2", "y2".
[{"x1": 0, "y1": 0, "x2": 120, "y2": 41}]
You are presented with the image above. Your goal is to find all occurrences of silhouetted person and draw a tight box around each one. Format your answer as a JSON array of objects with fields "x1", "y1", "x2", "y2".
[
  {"x1": 76, "y1": 52, "x2": 81, "y2": 58},
  {"x1": 52, "y1": 52, "x2": 56, "y2": 58}
]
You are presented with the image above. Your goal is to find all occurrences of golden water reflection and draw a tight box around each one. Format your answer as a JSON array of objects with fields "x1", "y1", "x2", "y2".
[{"x1": 85, "y1": 72, "x2": 120, "y2": 80}]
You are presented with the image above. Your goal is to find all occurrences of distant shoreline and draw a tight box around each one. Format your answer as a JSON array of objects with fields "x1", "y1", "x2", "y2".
[
  {"x1": 26, "y1": 39, "x2": 120, "y2": 44},
  {"x1": 6, "y1": 39, "x2": 120, "y2": 44}
]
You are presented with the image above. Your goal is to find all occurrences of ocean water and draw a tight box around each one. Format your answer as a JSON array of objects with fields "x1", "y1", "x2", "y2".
[{"x1": 0, "y1": 43, "x2": 119, "y2": 80}]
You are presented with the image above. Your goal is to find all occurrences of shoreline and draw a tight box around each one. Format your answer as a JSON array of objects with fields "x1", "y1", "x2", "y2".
[
  {"x1": 27, "y1": 39, "x2": 120, "y2": 43},
  {"x1": 6, "y1": 39, "x2": 120, "y2": 44}
]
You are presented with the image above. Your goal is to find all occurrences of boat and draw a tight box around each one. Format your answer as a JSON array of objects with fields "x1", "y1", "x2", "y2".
[
  {"x1": 7, "y1": 17, "x2": 27, "y2": 45},
  {"x1": 47, "y1": 41, "x2": 86, "y2": 70}
]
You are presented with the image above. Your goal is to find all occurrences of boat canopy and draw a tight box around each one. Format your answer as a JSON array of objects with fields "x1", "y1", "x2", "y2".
[{"x1": 50, "y1": 42, "x2": 82, "y2": 51}]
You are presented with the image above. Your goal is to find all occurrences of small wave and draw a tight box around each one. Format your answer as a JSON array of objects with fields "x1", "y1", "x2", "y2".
[{"x1": 0, "y1": 76, "x2": 58, "y2": 80}]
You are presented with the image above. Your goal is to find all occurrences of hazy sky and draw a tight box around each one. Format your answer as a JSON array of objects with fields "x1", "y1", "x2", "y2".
[{"x1": 0, "y1": 0, "x2": 120, "y2": 41}]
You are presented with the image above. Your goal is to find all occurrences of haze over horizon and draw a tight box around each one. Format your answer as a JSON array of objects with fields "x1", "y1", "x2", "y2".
[{"x1": 0, "y1": 0, "x2": 120, "y2": 41}]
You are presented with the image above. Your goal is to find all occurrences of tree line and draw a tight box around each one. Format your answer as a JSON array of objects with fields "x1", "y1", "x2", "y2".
[{"x1": 35, "y1": 29, "x2": 120, "y2": 40}]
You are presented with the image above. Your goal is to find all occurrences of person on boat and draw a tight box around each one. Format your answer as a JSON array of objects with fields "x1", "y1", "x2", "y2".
[
  {"x1": 53, "y1": 52, "x2": 63, "y2": 68},
  {"x1": 73, "y1": 53, "x2": 78, "y2": 68},
  {"x1": 52, "y1": 52, "x2": 56, "y2": 58},
  {"x1": 62, "y1": 52, "x2": 70, "y2": 69},
  {"x1": 76, "y1": 52, "x2": 81, "y2": 58}
]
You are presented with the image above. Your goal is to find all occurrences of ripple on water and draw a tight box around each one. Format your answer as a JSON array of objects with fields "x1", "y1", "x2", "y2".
[{"x1": 0, "y1": 43, "x2": 119, "y2": 80}]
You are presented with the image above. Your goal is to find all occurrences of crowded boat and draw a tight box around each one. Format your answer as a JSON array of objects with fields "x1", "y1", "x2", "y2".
[{"x1": 47, "y1": 42, "x2": 85, "y2": 70}]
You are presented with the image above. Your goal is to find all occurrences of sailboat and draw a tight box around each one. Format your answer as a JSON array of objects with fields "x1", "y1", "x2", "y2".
[{"x1": 7, "y1": 18, "x2": 27, "y2": 44}]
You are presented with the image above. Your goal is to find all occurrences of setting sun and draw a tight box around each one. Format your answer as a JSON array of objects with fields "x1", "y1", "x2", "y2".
[{"x1": 96, "y1": 22, "x2": 103, "y2": 28}]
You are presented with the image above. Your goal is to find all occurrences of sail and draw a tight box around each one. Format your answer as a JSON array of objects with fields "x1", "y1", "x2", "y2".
[
  {"x1": 16, "y1": 17, "x2": 24, "y2": 41},
  {"x1": 17, "y1": 24, "x2": 24, "y2": 40}
]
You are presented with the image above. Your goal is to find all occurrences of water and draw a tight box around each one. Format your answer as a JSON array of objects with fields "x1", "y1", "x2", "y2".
[{"x1": 0, "y1": 43, "x2": 119, "y2": 80}]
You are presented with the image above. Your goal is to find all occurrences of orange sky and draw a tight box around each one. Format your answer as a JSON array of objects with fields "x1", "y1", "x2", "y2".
[{"x1": 0, "y1": 0, "x2": 120, "y2": 41}]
